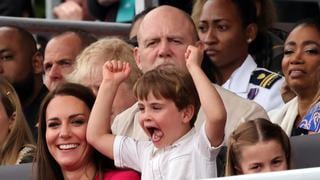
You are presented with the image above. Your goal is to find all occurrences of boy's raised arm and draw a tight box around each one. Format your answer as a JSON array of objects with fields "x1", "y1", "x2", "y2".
[
  {"x1": 185, "y1": 45, "x2": 226, "y2": 147},
  {"x1": 87, "y1": 60, "x2": 131, "y2": 159}
]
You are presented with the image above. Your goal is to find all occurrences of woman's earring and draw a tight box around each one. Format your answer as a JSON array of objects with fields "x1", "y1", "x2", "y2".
[{"x1": 247, "y1": 38, "x2": 252, "y2": 43}]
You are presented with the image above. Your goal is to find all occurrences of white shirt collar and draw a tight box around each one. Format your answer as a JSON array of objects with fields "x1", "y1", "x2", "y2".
[{"x1": 222, "y1": 55, "x2": 257, "y2": 93}]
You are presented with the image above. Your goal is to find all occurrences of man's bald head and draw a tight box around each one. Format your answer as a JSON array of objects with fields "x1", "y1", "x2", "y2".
[
  {"x1": 49, "y1": 30, "x2": 97, "y2": 50},
  {"x1": 43, "y1": 30, "x2": 97, "y2": 91},
  {"x1": 0, "y1": 26, "x2": 37, "y2": 59},
  {"x1": 134, "y1": 5, "x2": 200, "y2": 73},
  {"x1": 137, "y1": 5, "x2": 199, "y2": 44},
  {"x1": 0, "y1": 26, "x2": 41, "y2": 103}
]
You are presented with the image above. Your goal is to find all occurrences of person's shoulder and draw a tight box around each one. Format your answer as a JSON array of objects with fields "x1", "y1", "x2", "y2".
[
  {"x1": 213, "y1": 84, "x2": 268, "y2": 118},
  {"x1": 250, "y1": 68, "x2": 283, "y2": 89},
  {"x1": 268, "y1": 97, "x2": 298, "y2": 120},
  {"x1": 16, "y1": 145, "x2": 35, "y2": 164},
  {"x1": 215, "y1": 84, "x2": 259, "y2": 106},
  {"x1": 112, "y1": 102, "x2": 139, "y2": 130},
  {"x1": 100, "y1": 169, "x2": 141, "y2": 180},
  {"x1": 114, "y1": 102, "x2": 139, "y2": 120}
]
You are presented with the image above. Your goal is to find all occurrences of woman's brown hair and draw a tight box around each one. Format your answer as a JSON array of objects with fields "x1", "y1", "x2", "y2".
[{"x1": 0, "y1": 77, "x2": 34, "y2": 165}]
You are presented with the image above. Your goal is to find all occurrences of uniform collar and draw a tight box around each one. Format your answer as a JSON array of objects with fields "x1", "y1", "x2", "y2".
[{"x1": 222, "y1": 55, "x2": 257, "y2": 93}]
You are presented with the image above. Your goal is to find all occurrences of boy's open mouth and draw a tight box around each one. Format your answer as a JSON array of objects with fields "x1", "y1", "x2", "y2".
[{"x1": 147, "y1": 126, "x2": 163, "y2": 143}]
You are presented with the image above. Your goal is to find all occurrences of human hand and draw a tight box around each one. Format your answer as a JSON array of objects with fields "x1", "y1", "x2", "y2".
[
  {"x1": 102, "y1": 60, "x2": 131, "y2": 84},
  {"x1": 53, "y1": 1, "x2": 83, "y2": 20},
  {"x1": 185, "y1": 44, "x2": 204, "y2": 70}
]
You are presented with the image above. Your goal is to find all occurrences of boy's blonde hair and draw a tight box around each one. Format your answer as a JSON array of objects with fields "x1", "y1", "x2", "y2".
[
  {"x1": 134, "y1": 65, "x2": 200, "y2": 126},
  {"x1": 68, "y1": 37, "x2": 142, "y2": 88}
]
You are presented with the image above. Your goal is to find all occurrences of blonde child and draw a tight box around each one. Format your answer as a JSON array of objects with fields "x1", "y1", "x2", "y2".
[{"x1": 225, "y1": 118, "x2": 291, "y2": 175}]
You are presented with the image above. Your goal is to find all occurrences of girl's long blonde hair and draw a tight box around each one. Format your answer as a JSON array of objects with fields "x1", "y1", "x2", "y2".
[
  {"x1": 225, "y1": 118, "x2": 291, "y2": 176},
  {"x1": 0, "y1": 77, "x2": 35, "y2": 165}
]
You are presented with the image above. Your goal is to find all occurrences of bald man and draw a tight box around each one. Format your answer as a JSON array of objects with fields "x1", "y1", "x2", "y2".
[
  {"x1": 114, "y1": 4, "x2": 267, "y2": 136},
  {"x1": 0, "y1": 26, "x2": 47, "y2": 138},
  {"x1": 44, "y1": 30, "x2": 96, "y2": 91},
  {"x1": 133, "y1": 5, "x2": 198, "y2": 73}
]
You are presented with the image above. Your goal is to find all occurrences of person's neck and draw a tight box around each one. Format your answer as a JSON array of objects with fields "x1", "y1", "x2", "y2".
[
  {"x1": 218, "y1": 55, "x2": 247, "y2": 85},
  {"x1": 296, "y1": 92, "x2": 318, "y2": 123},
  {"x1": 170, "y1": 125, "x2": 192, "y2": 145},
  {"x1": 62, "y1": 162, "x2": 97, "y2": 180}
]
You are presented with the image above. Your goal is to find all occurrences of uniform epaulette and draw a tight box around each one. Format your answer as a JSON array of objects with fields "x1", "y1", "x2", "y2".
[{"x1": 250, "y1": 69, "x2": 282, "y2": 89}]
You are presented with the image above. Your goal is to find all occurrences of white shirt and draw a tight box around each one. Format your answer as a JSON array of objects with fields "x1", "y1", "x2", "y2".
[
  {"x1": 113, "y1": 125, "x2": 222, "y2": 180},
  {"x1": 112, "y1": 86, "x2": 269, "y2": 143},
  {"x1": 222, "y1": 55, "x2": 284, "y2": 111},
  {"x1": 111, "y1": 102, "x2": 148, "y2": 140},
  {"x1": 268, "y1": 97, "x2": 299, "y2": 136}
]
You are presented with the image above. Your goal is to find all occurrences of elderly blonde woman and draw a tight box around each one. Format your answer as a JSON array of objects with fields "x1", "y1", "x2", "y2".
[
  {"x1": 0, "y1": 77, "x2": 35, "y2": 165},
  {"x1": 67, "y1": 37, "x2": 142, "y2": 121}
]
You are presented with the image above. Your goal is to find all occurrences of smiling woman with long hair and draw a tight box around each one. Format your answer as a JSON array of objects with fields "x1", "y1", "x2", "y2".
[{"x1": 35, "y1": 83, "x2": 140, "y2": 180}]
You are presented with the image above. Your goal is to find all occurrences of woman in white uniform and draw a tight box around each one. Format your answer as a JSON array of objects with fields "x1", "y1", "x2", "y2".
[{"x1": 197, "y1": 0, "x2": 284, "y2": 111}]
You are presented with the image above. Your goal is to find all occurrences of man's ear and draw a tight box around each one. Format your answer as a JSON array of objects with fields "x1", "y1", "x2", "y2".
[
  {"x1": 133, "y1": 47, "x2": 143, "y2": 71},
  {"x1": 32, "y1": 51, "x2": 44, "y2": 74},
  {"x1": 181, "y1": 105, "x2": 195, "y2": 124},
  {"x1": 246, "y1": 23, "x2": 258, "y2": 43}
]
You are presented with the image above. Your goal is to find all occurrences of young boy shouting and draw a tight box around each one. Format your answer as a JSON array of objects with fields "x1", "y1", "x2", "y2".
[{"x1": 87, "y1": 45, "x2": 227, "y2": 179}]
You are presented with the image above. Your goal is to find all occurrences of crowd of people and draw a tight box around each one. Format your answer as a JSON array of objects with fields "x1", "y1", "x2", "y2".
[{"x1": 0, "y1": 0, "x2": 319, "y2": 180}]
